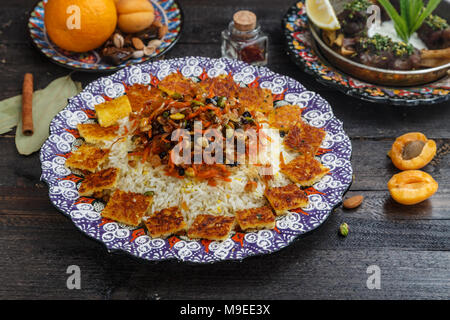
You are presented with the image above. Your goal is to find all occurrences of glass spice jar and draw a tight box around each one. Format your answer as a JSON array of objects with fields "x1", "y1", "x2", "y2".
[{"x1": 221, "y1": 10, "x2": 268, "y2": 66}]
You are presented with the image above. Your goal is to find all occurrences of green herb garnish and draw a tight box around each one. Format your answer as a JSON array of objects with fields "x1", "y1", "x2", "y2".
[
  {"x1": 344, "y1": 0, "x2": 372, "y2": 20},
  {"x1": 378, "y1": 0, "x2": 442, "y2": 42},
  {"x1": 344, "y1": 0, "x2": 372, "y2": 13},
  {"x1": 217, "y1": 96, "x2": 227, "y2": 108},
  {"x1": 171, "y1": 92, "x2": 183, "y2": 99},
  {"x1": 359, "y1": 34, "x2": 414, "y2": 57},
  {"x1": 191, "y1": 100, "x2": 204, "y2": 107},
  {"x1": 392, "y1": 41, "x2": 415, "y2": 57}
]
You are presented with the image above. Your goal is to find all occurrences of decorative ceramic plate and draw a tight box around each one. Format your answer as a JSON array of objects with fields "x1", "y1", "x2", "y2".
[
  {"x1": 28, "y1": 0, "x2": 183, "y2": 72},
  {"x1": 283, "y1": 1, "x2": 450, "y2": 106},
  {"x1": 40, "y1": 57, "x2": 353, "y2": 263}
]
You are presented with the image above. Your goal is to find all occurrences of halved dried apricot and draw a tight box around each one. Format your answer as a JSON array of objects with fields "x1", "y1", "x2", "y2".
[
  {"x1": 388, "y1": 132, "x2": 436, "y2": 170},
  {"x1": 387, "y1": 170, "x2": 438, "y2": 205}
]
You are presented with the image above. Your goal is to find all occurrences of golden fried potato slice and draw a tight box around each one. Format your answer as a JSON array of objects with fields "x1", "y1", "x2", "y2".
[
  {"x1": 281, "y1": 154, "x2": 330, "y2": 187},
  {"x1": 283, "y1": 122, "x2": 326, "y2": 155},
  {"x1": 268, "y1": 104, "x2": 303, "y2": 131},
  {"x1": 235, "y1": 206, "x2": 276, "y2": 231},
  {"x1": 65, "y1": 144, "x2": 109, "y2": 172},
  {"x1": 158, "y1": 72, "x2": 199, "y2": 98},
  {"x1": 126, "y1": 84, "x2": 164, "y2": 112},
  {"x1": 101, "y1": 190, "x2": 153, "y2": 227},
  {"x1": 187, "y1": 214, "x2": 236, "y2": 241},
  {"x1": 95, "y1": 95, "x2": 132, "y2": 127},
  {"x1": 264, "y1": 184, "x2": 308, "y2": 215},
  {"x1": 77, "y1": 123, "x2": 118, "y2": 145},
  {"x1": 78, "y1": 167, "x2": 119, "y2": 197},
  {"x1": 144, "y1": 207, "x2": 187, "y2": 238},
  {"x1": 238, "y1": 87, "x2": 273, "y2": 114}
]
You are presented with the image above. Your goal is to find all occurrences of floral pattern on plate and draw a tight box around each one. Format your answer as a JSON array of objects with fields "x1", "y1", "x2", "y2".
[{"x1": 40, "y1": 57, "x2": 353, "y2": 263}]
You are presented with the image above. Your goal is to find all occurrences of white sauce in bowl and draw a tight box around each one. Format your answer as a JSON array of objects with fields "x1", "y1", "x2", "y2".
[{"x1": 368, "y1": 20, "x2": 428, "y2": 50}]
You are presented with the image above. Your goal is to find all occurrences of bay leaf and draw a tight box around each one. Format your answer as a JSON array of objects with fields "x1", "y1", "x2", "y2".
[{"x1": 15, "y1": 76, "x2": 83, "y2": 155}]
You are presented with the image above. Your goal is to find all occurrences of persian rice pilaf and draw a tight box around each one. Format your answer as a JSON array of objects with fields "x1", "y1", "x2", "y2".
[{"x1": 65, "y1": 71, "x2": 329, "y2": 241}]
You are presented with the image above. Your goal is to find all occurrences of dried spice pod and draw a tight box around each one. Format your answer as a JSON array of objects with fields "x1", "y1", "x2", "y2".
[{"x1": 21, "y1": 73, "x2": 34, "y2": 136}]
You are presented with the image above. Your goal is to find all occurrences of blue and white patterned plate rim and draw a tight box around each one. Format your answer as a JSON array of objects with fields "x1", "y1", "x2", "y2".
[{"x1": 39, "y1": 56, "x2": 353, "y2": 263}]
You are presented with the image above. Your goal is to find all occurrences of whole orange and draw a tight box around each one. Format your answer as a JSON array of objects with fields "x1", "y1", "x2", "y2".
[{"x1": 44, "y1": 0, "x2": 117, "y2": 52}]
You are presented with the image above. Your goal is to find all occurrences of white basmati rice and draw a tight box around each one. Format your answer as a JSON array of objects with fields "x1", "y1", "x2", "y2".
[{"x1": 103, "y1": 118, "x2": 308, "y2": 227}]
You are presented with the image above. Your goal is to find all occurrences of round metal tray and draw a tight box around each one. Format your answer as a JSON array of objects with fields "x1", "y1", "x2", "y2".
[
  {"x1": 282, "y1": 0, "x2": 450, "y2": 105},
  {"x1": 310, "y1": 24, "x2": 450, "y2": 86}
]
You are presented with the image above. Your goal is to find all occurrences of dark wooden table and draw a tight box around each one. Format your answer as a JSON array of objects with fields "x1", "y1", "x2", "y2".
[{"x1": 0, "y1": 0, "x2": 449, "y2": 300}]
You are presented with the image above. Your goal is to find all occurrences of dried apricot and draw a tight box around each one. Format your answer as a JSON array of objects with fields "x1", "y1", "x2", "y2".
[
  {"x1": 387, "y1": 170, "x2": 438, "y2": 205},
  {"x1": 389, "y1": 132, "x2": 436, "y2": 170}
]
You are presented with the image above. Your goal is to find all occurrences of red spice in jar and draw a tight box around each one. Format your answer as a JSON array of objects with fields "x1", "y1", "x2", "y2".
[
  {"x1": 239, "y1": 44, "x2": 265, "y2": 63},
  {"x1": 221, "y1": 10, "x2": 268, "y2": 66}
]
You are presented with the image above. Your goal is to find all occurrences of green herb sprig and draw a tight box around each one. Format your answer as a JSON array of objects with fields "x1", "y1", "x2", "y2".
[{"x1": 377, "y1": 0, "x2": 442, "y2": 42}]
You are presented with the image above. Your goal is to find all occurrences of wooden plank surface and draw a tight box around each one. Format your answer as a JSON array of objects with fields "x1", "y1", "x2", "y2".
[{"x1": 0, "y1": 0, "x2": 448, "y2": 300}]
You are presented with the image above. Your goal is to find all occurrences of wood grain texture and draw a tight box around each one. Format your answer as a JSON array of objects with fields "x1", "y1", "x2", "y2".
[{"x1": 0, "y1": 0, "x2": 448, "y2": 300}]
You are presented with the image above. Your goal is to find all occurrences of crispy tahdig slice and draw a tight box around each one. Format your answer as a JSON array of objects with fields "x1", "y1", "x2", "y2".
[
  {"x1": 77, "y1": 123, "x2": 118, "y2": 145},
  {"x1": 235, "y1": 206, "x2": 276, "y2": 231},
  {"x1": 126, "y1": 84, "x2": 164, "y2": 112},
  {"x1": 101, "y1": 190, "x2": 153, "y2": 227},
  {"x1": 268, "y1": 104, "x2": 303, "y2": 132},
  {"x1": 157, "y1": 72, "x2": 199, "y2": 98},
  {"x1": 198, "y1": 74, "x2": 239, "y2": 99},
  {"x1": 187, "y1": 214, "x2": 236, "y2": 241},
  {"x1": 144, "y1": 207, "x2": 187, "y2": 238},
  {"x1": 283, "y1": 122, "x2": 326, "y2": 156},
  {"x1": 94, "y1": 95, "x2": 132, "y2": 127},
  {"x1": 264, "y1": 184, "x2": 308, "y2": 215},
  {"x1": 238, "y1": 86, "x2": 273, "y2": 114},
  {"x1": 281, "y1": 154, "x2": 330, "y2": 187},
  {"x1": 65, "y1": 144, "x2": 109, "y2": 172},
  {"x1": 78, "y1": 167, "x2": 119, "y2": 197}
]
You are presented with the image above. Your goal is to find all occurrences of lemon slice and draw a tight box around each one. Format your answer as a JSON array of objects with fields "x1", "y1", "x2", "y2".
[{"x1": 305, "y1": 0, "x2": 341, "y2": 31}]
